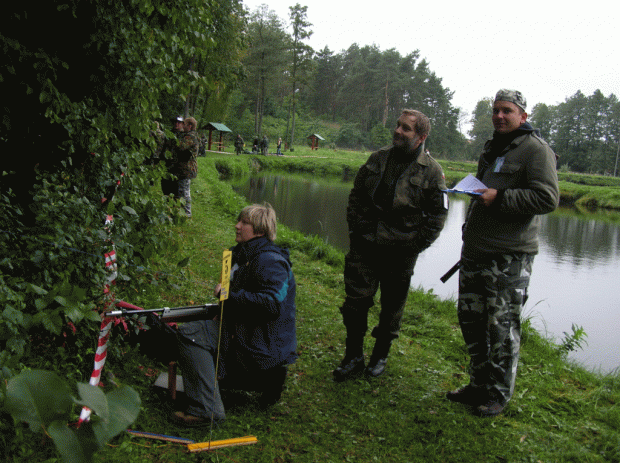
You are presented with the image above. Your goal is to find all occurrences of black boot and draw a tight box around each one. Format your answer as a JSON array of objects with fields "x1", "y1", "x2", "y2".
[
  {"x1": 365, "y1": 357, "x2": 388, "y2": 377},
  {"x1": 333, "y1": 355, "x2": 365, "y2": 382},
  {"x1": 333, "y1": 331, "x2": 365, "y2": 382},
  {"x1": 446, "y1": 384, "x2": 487, "y2": 406},
  {"x1": 365, "y1": 338, "x2": 392, "y2": 378},
  {"x1": 334, "y1": 300, "x2": 370, "y2": 382}
]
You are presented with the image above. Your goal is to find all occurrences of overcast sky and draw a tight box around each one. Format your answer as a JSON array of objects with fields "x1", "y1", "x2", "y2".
[{"x1": 242, "y1": 0, "x2": 619, "y2": 132}]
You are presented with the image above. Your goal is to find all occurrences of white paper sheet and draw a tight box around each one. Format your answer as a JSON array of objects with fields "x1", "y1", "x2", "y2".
[{"x1": 443, "y1": 174, "x2": 486, "y2": 195}]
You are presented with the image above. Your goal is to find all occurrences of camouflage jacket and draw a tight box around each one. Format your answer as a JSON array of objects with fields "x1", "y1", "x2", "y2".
[
  {"x1": 170, "y1": 130, "x2": 199, "y2": 179},
  {"x1": 347, "y1": 145, "x2": 448, "y2": 253},
  {"x1": 151, "y1": 128, "x2": 165, "y2": 159}
]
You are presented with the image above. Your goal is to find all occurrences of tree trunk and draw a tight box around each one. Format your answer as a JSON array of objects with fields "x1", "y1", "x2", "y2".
[
  {"x1": 257, "y1": 75, "x2": 265, "y2": 135},
  {"x1": 254, "y1": 74, "x2": 264, "y2": 136},
  {"x1": 184, "y1": 56, "x2": 195, "y2": 118},
  {"x1": 288, "y1": 79, "x2": 297, "y2": 149},
  {"x1": 382, "y1": 78, "x2": 389, "y2": 127},
  {"x1": 290, "y1": 100, "x2": 296, "y2": 150},
  {"x1": 281, "y1": 102, "x2": 289, "y2": 149}
]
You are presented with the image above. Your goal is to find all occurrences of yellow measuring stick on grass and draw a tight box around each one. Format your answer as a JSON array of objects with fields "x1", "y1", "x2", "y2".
[{"x1": 187, "y1": 435, "x2": 258, "y2": 452}]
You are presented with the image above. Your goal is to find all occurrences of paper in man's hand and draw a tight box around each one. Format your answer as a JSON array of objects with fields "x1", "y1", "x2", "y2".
[{"x1": 444, "y1": 174, "x2": 486, "y2": 195}]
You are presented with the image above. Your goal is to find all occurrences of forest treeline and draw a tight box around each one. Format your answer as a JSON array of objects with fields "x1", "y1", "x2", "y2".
[
  {"x1": 208, "y1": 3, "x2": 619, "y2": 173},
  {"x1": 220, "y1": 3, "x2": 465, "y2": 157},
  {"x1": 468, "y1": 91, "x2": 620, "y2": 174}
]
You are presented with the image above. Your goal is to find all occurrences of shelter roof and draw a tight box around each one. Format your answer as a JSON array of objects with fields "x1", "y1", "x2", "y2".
[{"x1": 202, "y1": 122, "x2": 232, "y2": 133}]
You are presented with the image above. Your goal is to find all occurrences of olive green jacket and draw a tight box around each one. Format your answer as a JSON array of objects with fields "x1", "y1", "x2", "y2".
[
  {"x1": 347, "y1": 145, "x2": 448, "y2": 252},
  {"x1": 462, "y1": 131, "x2": 559, "y2": 257}
]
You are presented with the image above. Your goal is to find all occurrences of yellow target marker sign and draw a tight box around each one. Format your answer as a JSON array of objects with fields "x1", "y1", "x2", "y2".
[{"x1": 219, "y1": 250, "x2": 232, "y2": 301}]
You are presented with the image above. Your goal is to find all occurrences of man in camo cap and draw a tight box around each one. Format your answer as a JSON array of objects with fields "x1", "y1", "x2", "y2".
[
  {"x1": 495, "y1": 89, "x2": 527, "y2": 111},
  {"x1": 446, "y1": 89, "x2": 559, "y2": 417}
]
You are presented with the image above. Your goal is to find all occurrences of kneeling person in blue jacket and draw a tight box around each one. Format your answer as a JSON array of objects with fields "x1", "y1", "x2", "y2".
[{"x1": 172, "y1": 203, "x2": 297, "y2": 426}]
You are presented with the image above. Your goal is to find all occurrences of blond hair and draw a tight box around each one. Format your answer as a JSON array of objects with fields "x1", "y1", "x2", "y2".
[
  {"x1": 237, "y1": 203, "x2": 277, "y2": 241},
  {"x1": 184, "y1": 117, "x2": 197, "y2": 131}
]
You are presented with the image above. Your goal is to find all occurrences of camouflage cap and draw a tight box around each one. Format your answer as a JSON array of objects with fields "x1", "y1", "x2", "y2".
[{"x1": 494, "y1": 89, "x2": 527, "y2": 112}]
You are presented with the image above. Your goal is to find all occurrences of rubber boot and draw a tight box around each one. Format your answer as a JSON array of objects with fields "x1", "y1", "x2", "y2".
[
  {"x1": 365, "y1": 338, "x2": 392, "y2": 378},
  {"x1": 333, "y1": 331, "x2": 366, "y2": 382}
]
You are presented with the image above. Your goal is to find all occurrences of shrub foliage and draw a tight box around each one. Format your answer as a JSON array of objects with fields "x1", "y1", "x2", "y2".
[{"x1": 0, "y1": 1, "x2": 234, "y2": 371}]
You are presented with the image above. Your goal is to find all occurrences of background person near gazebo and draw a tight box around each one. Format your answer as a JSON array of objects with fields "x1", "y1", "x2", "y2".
[
  {"x1": 234, "y1": 134, "x2": 244, "y2": 155},
  {"x1": 260, "y1": 135, "x2": 269, "y2": 155}
]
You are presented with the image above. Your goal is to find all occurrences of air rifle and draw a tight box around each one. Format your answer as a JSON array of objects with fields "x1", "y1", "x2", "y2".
[
  {"x1": 105, "y1": 303, "x2": 219, "y2": 323},
  {"x1": 440, "y1": 260, "x2": 461, "y2": 283}
]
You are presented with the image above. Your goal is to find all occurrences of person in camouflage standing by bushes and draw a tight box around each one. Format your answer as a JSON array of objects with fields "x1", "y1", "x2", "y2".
[
  {"x1": 171, "y1": 117, "x2": 199, "y2": 217},
  {"x1": 150, "y1": 121, "x2": 166, "y2": 160},
  {"x1": 160, "y1": 116, "x2": 185, "y2": 198},
  {"x1": 447, "y1": 89, "x2": 559, "y2": 417}
]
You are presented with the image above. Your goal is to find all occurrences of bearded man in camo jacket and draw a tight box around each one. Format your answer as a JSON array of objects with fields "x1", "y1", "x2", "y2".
[
  {"x1": 333, "y1": 109, "x2": 448, "y2": 382},
  {"x1": 447, "y1": 89, "x2": 559, "y2": 417}
]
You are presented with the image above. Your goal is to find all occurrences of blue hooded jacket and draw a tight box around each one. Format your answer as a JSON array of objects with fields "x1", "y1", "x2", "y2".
[{"x1": 219, "y1": 236, "x2": 297, "y2": 375}]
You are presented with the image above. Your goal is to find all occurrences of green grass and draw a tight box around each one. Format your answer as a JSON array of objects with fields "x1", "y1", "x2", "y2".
[
  {"x1": 5, "y1": 151, "x2": 619, "y2": 462},
  {"x1": 89, "y1": 155, "x2": 620, "y2": 462},
  {"x1": 558, "y1": 180, "x2": 620, "y2": 210}
]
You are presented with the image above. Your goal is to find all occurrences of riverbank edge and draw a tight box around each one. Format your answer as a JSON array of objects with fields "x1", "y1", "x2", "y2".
[
  {"x1": 212, "y1": 151, "x2": 620, "y2": 212},
  {"x1": 98, "y1": 154, "x2": 620, "y2": 462}
]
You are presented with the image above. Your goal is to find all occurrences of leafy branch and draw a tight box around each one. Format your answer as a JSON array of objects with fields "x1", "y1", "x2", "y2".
[{"x1": 4, "y1": 370, "x2": 140, "y2": 463}]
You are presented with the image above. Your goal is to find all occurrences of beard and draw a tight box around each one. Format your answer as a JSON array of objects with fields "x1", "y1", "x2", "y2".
[{"x1": 393, "y1": 134, "x2": 421, "y2": 153}]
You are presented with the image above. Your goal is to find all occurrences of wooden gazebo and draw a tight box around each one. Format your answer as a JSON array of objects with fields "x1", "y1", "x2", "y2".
[
  {"x1": 201, "y1": 122, "x2": 232, "y2": 152},
  {"x1": 307, "y1": 133, "x2": 325, "y2": 150}
]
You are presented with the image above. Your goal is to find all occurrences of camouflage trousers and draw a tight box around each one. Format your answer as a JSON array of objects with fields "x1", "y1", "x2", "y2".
[
  {"x1": 177, "y1": 178, "x2": 192, "y2": 217},
  {"x1": 457, "y1": 253, "x2": 534, "y2": 404}
]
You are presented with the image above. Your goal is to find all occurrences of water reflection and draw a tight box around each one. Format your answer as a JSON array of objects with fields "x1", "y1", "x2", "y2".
[
  {"x1": 541, "y1": 213, "x2": 620, "y2": 267},
  {"x1": 230, "y1": 173, "x2": 620, "y2": 374},
  {"x1": 243, "y1": 174, "x2": 352, "y2": 251}
]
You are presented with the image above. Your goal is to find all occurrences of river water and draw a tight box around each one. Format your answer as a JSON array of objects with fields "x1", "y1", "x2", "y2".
[{"x1": 230, "y1": 173, "x2": 620, "y2": 374}]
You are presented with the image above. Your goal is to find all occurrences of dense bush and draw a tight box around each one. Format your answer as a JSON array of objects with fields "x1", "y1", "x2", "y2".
[
  {"x1": 0, "y1": 1, "x2": 232, "y2": 372},
  {"x1": 335, "y1": 122, "x2": 367, "y2": 149},
  {"x1": 369, "y1": 122, "x2": 393, "y2": 150}
]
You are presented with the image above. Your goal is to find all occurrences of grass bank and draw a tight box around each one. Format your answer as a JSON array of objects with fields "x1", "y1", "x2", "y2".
[
  {"x1": 212, "y1": 146, "x2": 620, "y2": 211},
  {"x1": 88, "y1": 154, "x2": 620, "y2": 463}
]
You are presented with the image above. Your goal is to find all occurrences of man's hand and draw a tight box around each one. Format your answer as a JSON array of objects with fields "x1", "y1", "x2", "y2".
[
  {"x1": 214, "y1": 283, "x2": 222, "y2": 298},
  {"x1": 475, "y1": 188, "x2": 498, "y2": 207}
]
